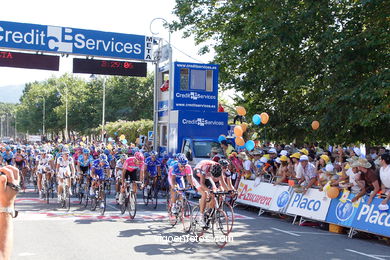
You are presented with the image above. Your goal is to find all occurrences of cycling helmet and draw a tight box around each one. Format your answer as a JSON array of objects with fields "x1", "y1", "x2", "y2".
[
  {"x1": 219, "y1": 159, "x2": 229, "y2": 167},
  {"x1": 163, "y1": 154, "x2": 170, "y2": 160},
  {"x1": 149, "y1": 151, "x2": 158, "y2": 157},
  {"x1": 99, "y1": 154, "x2": 108, "y2": 161},
  {"x1": 134, "y1": 152, "x2": 144, "y2": 162},
  {"x1": 177, "y1": 153, "x2": 188, "y2": 165},
  {"x1": 62, "y1": 148, "x2": 70, "y2": 154},
  {"x1": 5, "y1": 146, "x2": 10, "y2": 151},
  {"x1": 210, "y1": 164, "x2": 222, "y2": 178},
  {"x1": 120, "y1": 154, "x2": 127, "y2": 160},
  {"x1": 104, "y1": 149, "x2": 110, "y2": 155},
  {"x1": 39, "y1": 148, "x2": 46, "y2": 154},
  {"x1": 172, "y1": 153, "x2": 178, "y2": 159},
  {"x1": 143, "y1": 152, "x2": 150, "y2": 158},
  {"x1": 83, "y1": 148, "x2": 90, "y2": 154}
]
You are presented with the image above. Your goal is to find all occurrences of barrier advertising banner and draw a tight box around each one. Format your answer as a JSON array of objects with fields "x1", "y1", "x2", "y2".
[
  {"x1": 325, "y1": 191, "x2": 361, "y2": 227},
  {"x1": 236, "y1": 179, "x2": 275, "y2": 210},
  {"x1": 269, "y1": 185, "x2": 294, "y2": 213},
  {"x1": 352, "y1": 196, "x2": 390, "y2": 237},
  {"x1": 286, "y1": 189, "x2": 332, "y2": 221}
]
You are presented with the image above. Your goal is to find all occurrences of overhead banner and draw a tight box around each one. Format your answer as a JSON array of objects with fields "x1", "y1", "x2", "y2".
[{"x1": 0, "y1": 21, "x2": 154, "y2": 61}]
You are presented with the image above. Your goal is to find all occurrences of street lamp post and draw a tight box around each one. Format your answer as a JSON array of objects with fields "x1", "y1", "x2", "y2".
[
  {"x1": 101, "y1": 77, "x2": 106, "y2": 143},
  {"x1": 0, "y1": 116, "x2": 4, "y2": 138},
  {"x1": 14, "y1": 112, "x2": 17, "y2": 141},
  {"x1": 150, "y1": 17, "x2": 172, "y2": 153}
]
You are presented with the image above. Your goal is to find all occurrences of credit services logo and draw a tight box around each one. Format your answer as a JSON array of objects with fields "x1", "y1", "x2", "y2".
[
  {"x1": 176, "y1": 92, "x2": 216, "y2": 101},
  {"x1": 182, "y1": 118, "x2": 224, "y2": 127},
  {"x1": 335, "y1": 201, "x2": 354, "y2": 221}
]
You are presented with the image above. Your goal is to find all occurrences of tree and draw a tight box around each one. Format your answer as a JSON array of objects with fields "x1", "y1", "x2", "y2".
[{"x1": 171, "y1": 0, "x2": 390, "y2": 144}]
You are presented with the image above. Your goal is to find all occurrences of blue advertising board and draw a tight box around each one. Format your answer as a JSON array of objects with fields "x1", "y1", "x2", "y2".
[
  {"x1": 0, "y1": 21, "x2": 153, "y2": 60},
  {"x1": 173, "y1": 62, "x2": 219, "y2": 112},
  {"x1": 325, "y1": 194, "x2": 390, "y2": 237},
  {"x1": 352, "y1": 196, "x2": 390, "y2": 237},
  {"x1": 325, "y1": 193, "x2": 360, "y2": 227}
]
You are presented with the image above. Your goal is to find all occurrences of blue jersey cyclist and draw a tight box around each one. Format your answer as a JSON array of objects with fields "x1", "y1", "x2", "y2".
[
  {"x1": 2, "y1": 147, "x2": 14, "y2": 165},
  {"x1": 143, "y1": 151, "x2": 161, "y2": 195},
  {"x1": 91, "y1": 154, "x2": 110, "y2": 181}
]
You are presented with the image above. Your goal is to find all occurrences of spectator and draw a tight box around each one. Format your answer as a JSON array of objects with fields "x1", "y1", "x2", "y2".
[
  {"x1": 369, "y1": 148, "x2": 378, "y2": 160},
  {"x1": 274, "y1": 155, "x2": 290, "y2": 185},
  {"x1": 288, "y1": 152, "x2": 301, "y2": 179},
  {"x1": 0, "y1": 166, "x2": 21, "y2": 260},
  {"x1": 352, "y1": 158, "x2": 381, "y2": 205},
  {"x1": 238, "y1": 152, "x2": 255, "y2": 180},
  {"x1": 220, "y1": 140, "x2": 235, "y2": 158},
  {"x1": 379, "y1": 153, "x2": 390, "y2": 210},
  {"x1": 297, "y1": 155, "x2": 318, "y2": 194}
]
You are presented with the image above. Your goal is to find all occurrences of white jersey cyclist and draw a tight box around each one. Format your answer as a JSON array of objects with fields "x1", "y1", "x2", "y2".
[
  {"x1": 36, "y1": 152, "x2": 54, "y2": 174},
  {"x1": 57, "y1": 152, "x2": 75, "y2": 178}
]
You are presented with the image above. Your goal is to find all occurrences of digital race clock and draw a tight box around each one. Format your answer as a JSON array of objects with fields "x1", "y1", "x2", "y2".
[{"x1": 73, "y1": 58, "x2": 147, "y2": 77}]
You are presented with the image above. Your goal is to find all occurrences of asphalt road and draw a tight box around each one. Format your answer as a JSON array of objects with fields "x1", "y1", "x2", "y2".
[{"x1": 11, "y1": 186, "x2": 390, "y2": 260}]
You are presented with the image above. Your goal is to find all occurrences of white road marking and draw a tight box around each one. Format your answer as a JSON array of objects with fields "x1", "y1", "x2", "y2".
[
  {"x1": 18, "y1": 252, "x2": 36, "y2": 257},
  {"x1": 271, "y1": 228, "x2": 301, "y2": 237},
  {"x1": 345, "y1": 249, "x2": 386, "y2": 260}
]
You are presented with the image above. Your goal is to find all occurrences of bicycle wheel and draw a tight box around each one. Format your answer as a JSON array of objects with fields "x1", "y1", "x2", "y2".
[
  {"x1": 222, "y1": 201, "x2": 235, "y2": 233},
  {"x1": 65, "y1": 186, "x2": 71, "y2": 211},
  {"x1": 45, "y1": 183, "x2": 50, "y2": 204},
  {"x1": 153, "y1": 184, "x2": 159, "y2": 209},
  {"x1": 167, "y1": 197, "x2": 178, "y2": 226},
  {"x1": 120, "y1": 195, "x2": 127, "y2": 215},
  {"x1": 128, "y1": 192, "x2": 137, "y2": 219},
  {"x1": 90, "y1": 195, "x2": 97, "y2": 211},
  {"x1": 99, "y1": 191, "x2": 106, "y2": 216},
  {"x1": 190, "y1": 205, "x2": 205, "y2": 237},
  {"x1": 181, "y1": 199, "x2": 192, "y2": 233},
  {"x1": 143, "y1": 186, "x2": 149, "y2": 206},
  {"x1": 212, "y1": 209, "x2": 230, "y2": 249}
]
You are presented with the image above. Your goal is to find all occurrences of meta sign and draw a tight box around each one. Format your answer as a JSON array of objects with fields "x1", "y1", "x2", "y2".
[
  {"x1": 0, "y1": 21, "x2": 154, "y2": 61},
  {"x1": 0, "y1": 51, "x2": 59, "y2": 70},
  {"x1": 173, "y1": 62, "x2": 219, "y2": 112}
]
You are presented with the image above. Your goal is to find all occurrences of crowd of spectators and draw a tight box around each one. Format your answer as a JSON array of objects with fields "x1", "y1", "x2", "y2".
[{"x1": 215, "y1": 141, "x2": 390, "y2": 209}]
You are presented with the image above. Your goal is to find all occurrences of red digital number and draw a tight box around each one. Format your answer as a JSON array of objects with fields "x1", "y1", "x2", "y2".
[
  {"x1": 123, "y1": 62, "x2": 133, "y2": 69},
  {"x1": 0, "y1": 52, "x2": 13, "y2": 59}
]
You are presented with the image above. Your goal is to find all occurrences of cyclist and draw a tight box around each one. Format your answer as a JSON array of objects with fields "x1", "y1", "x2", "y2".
[
  {"x1": 76, "y1": 148, "x2": 93, "y2": 194},
  {"x1": 122, "y1": 152, "x2": 145, "y2": 196},
  {"x1": 144, "y1": 151, "x2": 161, "y2": 196},
  {"x1": 36, "y1": 148, "x2": 54, "y2": 198},
  {"x1": 115, "y1": 154, "x2": 127, "y2": 202},
  {"x1": 219, "y1": 159, "x2": 236, "y2": 192},
  {"x1": 13, "y1": 148, "x2": 28, "y2": 188},
  {"x1": 169, "y1": 154, "x2": 196, "y2": 214},
  {"x1": 90, "y1": 154, "x2": 110, "y2": 207},
  {"x1": 193, "y1": 159, "x2": 229, "y2": 227},
  {"x1": 2, "y1": 146, "x2": 14, "y2": 165},
  {"x1": 56, "y1": 148, "x2": 75, "y2": 202}
]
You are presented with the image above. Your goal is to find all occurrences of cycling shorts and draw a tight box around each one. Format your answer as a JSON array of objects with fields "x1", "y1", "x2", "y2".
[{"x1": 125, "y1": 167, "x2": 140, "y2": 182}]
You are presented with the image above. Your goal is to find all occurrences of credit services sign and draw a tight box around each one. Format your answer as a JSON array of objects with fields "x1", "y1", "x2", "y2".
[{"x1": 0, "y1": 21, "x2": 153, "y2": 61}]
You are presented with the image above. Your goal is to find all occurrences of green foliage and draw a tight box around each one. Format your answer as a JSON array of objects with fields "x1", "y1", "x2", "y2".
[
  {"x1": 97, "y1": 119, "x2": 153, "y2": 143},
  {"x1": 172, "y1": 0, "x2": 390, "y2": 145},
  {"x1": 16, "y1": 74, "x2": 154, "y2": 135}
]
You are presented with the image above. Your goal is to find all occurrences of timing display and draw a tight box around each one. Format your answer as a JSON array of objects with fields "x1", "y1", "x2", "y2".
[
  {"x1": 0, "y1": 51, "x2": 60, "y2": 70},
  {"x1": 73, "y1": 58, "x2": 147, "y2": 77}
]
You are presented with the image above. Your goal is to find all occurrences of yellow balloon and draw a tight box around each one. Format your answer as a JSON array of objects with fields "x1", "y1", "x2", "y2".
[
  {"x1": 107, "y1": 144, "x2": 113, "y2": 150},
  {"x1": 119, "y1": 135, "x2": 126, "y2": 141},
  {"x1": 82, "y1": 137, "x2": 86, "y2": 142},
  {"x1": 58, "y1": 139, "x2": 62, "y2": 143},
  {"x1": 80, "y1": 142, "x2": 85, "y2": 146}
]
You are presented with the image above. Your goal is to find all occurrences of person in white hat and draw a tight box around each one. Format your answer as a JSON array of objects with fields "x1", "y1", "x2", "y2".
[
  {"x1": 297, "y1": 155, "x2": 317, "y2": 194},
  {"x1": 351, "y1": 158, "x2": 380, "y2": 205}
]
